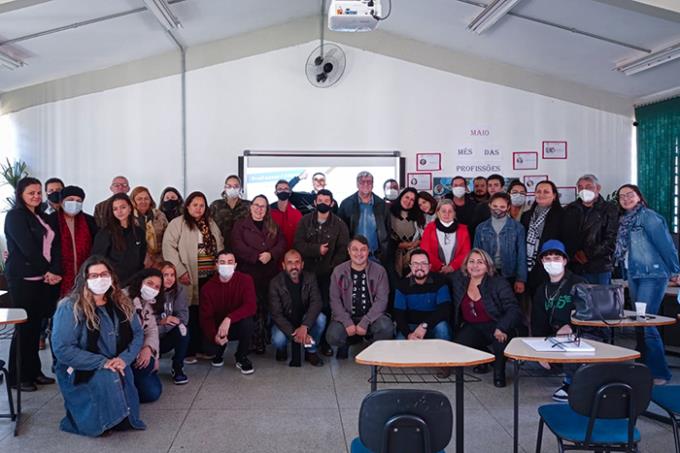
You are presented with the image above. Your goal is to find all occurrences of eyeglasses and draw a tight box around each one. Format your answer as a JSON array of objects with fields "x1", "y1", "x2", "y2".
[
  {"x1": 111, "y1": 183, "x2": 129, "y2": 189},
  {"x1": 87, "y1": 271, "x2": 111, "y2": 279},
  {"x1": 619, "y1": 191, "x2": 637, "y2": 201},
  {"x1": 252, "y1": 204, "x2": 267, "y2": 210},
  {"x1": 358, "y1": 179, "x2": 373, "y2": 186}
]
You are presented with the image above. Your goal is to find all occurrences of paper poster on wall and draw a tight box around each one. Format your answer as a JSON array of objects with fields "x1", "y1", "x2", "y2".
[
  {"x1": 542, "y1": 141, "x2": 568, "y2": 159},
  {"x1": 407, "y1": 172, "x2": 433, "y2": 191},
  {"x1": 523, "y1": 174, "x2": 548, "y2": 192},
  {"x1": 512, "y1": 152, "x2": 538, "y2": 170},
  {"x1": 526, "y1": 193, "x2": 536, "y2": 206},
  {"x1": 557, "y1": 186, "x2": 577, "y2": 205},
  {"x1": 433, "y1": 177, "x2": 452, "y2": 197},
  {"x1": 416, "y1": 153, "x2": 442, "y2": 171}
]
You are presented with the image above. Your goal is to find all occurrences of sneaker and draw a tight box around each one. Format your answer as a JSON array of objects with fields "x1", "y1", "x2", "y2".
[
  {"x1": 184, "y1": 356, "x2": 198, "y2": 365},
  {"x1": 235, "y1": 356, "x2": 255, "y2": 375},
  {"x1": 336, "y1": 345, "x2": 349, "y2": 359},
  {"x1": 552, "y1": 384, "x2": 569, "y2": 402},
  {"x1": 653, "y1": 378, "x2": 669, "y2": 386},
  {"x1": 275, "y1": 348, "x2": 288, "y2": 362},
  {"x1": 211, "y1": 356, "x2": 224, "y2": 367},
  {"x1": 196, "y1": 352, "x2": 216, "y2": 360},
  {"x1": 171, "y1": 368, "x2": 189, "y2": 385},
  {"x1": 305, "y1": 351, "x2": 324, "y2": 367}
]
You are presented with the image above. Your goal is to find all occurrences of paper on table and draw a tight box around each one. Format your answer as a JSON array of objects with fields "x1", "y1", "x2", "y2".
[{"x1": 522, "y1": 337, "x2": 595, "y2": 353}]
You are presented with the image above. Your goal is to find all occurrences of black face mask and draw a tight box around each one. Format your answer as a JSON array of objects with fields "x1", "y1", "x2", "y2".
[
  {"x1": 161, "y1": 199, "x2": 180, "y2": 211},
  {"x1": 276, "y1": 191, "x2": 291, "y2": 201},
  {"x1": 47, "y1": 191, "x2": 61, "y2": 203},
  {"x1": 316, "y1": 203, "x2": 331, "y2": 214}
]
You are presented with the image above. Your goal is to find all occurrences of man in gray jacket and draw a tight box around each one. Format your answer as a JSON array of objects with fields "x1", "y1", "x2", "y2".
[{"x1": 326, "y1": 235, "x2": 394, "y2": 359}]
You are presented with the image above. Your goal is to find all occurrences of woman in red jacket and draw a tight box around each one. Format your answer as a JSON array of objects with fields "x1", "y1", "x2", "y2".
[{"x1": 420, "y1": 198, "x2": 471, "y2": 274}]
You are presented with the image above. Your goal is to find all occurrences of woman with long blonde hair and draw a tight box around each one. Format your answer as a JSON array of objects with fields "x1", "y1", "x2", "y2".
[{"x1": 51, "y1": 255, "x2": 145, "y2": 437}]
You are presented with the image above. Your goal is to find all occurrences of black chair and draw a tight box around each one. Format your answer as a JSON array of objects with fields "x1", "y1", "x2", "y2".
[
  {"x1": 535, "y1": 363, "x2": 652, "y2": 453},
  {"x1": 650, "y1": 385, "x2": 680, "y2": 453},
  {"x1": 350, "y1": 389, "x2": 452, "y2": 453}
]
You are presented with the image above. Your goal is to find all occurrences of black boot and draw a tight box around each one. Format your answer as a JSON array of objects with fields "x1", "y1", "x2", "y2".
[{"x1": 336, "y1": 345, "x2": 349, "y2": 359}]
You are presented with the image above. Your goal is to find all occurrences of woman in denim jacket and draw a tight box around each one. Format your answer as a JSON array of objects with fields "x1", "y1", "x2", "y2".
[
  {"x1": 473, "y1": 193, "x2": 527, "y2": 295},
  {"x1": 615, "y1": 184, "x2": 680, "y2": 384},
  {"x1": 51, "y1": 255, "x2": 145, "y2": 437}
]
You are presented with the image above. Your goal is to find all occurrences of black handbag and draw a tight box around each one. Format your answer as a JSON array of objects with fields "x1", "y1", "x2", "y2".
[{"x1": 571, "y1": 283, "x2": 625, "y2": 322}]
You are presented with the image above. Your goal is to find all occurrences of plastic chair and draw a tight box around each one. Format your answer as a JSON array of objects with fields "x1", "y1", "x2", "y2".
[
  {"x1": 350, "y1": 389, "x2": 452, "y2": 453},
  {"x1": 535, "y1": 363, "x2": 652, "y2": 453},
  {"x1": 650, "y1": 385, "x2": 680, "y2": 453}
]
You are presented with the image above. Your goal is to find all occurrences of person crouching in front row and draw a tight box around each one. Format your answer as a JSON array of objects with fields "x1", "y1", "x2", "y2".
[
  {"x1": 326, "y1": 235, "x2": 394, "y2": 359},
  {"x1": 51, "y1": 256, "x2": 146, "y2": 437},
  {"x1": 269, "y1": 249, "x2": 327, "y2": 367},
  {"x1": 199, "y1": 249, "x2": 257, "y2": 374}
]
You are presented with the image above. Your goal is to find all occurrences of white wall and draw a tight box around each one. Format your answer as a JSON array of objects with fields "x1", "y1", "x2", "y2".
[{"x1": 0, "y1": 40, "x2": 632, "y2": 212}]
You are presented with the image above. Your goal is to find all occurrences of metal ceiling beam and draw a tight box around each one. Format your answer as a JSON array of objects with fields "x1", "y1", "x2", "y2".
[
  {"x1": 0, "y1": 0, "x2": 52, "y2": 15},
  {"x1": 456, "y1": 0, "x2": 652, "y2": 53}
]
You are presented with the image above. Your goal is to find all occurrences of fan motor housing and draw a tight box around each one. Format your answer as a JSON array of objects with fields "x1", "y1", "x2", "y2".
[{"x1": 328, "y1": 0, "x2": 380, "y2": 32}]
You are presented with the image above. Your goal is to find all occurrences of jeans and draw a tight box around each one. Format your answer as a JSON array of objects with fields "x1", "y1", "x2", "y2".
[
  {"x1": 271, "y1": 313, "x2": 327, "y2": 354},
  {"x1": 627, "y1": 276, "x2": 672, "y2": 380},
  {"x1": 582, "y1": 272, "x2": 612, "y2": 285},
  {"x1": 396, "y1": 321, "x2": 452, "y2": 341},
  {"x1": 159, "y1": 326, "x2": 190, "y2": 370},
  {"x1": 325, "y1": 315, "x2": 394, "y2": 347},
  {"x1": 132, "y1": 357, "x2": 162, "y2": 403}
]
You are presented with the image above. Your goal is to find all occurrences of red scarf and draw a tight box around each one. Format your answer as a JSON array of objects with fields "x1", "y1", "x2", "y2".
[{"x1": 58, "y1": 211, "x2": 93, "y2": 296}]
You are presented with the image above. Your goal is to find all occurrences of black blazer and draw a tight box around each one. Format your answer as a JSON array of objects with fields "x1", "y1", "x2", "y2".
[
  {"x1": 91, "y1": 224, "x2": 146, "y2": 285},
  {"x1": 4, "y1": 205, "x2": 61, "y2": 280},
  {"x1": 448, "y1": 271, "x2": 522, "y2": 334}
]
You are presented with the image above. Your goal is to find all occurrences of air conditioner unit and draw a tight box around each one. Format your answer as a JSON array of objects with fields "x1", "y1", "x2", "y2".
[{"x1": 328, "y1": 0, "x2": 381, "y2": 32}]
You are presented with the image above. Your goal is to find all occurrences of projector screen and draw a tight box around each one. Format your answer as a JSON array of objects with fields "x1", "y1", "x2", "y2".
[{"x1": 240, "y1": 151, "x2": 404, "y2": 202}]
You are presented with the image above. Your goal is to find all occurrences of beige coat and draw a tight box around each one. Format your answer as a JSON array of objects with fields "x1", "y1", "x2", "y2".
[{"x1": 162, "y1": 216, "x2": 224, "y2": 305}]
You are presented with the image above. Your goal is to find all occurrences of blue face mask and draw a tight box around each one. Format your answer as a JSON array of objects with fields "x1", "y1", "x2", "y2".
[{"x1": 63, "y1": 200, "x2": 82, "y2": 216}]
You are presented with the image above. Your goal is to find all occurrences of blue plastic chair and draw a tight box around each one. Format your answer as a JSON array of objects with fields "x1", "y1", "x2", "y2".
[
  {"x1": 350, "y1": 389, "x2": 452, "y2": 453},
  {"x1": 651, "y1": 385, "x2": 680, "y2": 453},
  {"x1": 535, "y1": 363, "x2": 652, "y2": 453}
]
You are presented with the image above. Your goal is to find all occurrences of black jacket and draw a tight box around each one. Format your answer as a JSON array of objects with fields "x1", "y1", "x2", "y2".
[
  {"x1": 337, "y1": 192, "x2": 390, "y2": 258},
  {"x1": 448, "y1": 271, "x2": 522, "y2": 334},
  {"x1": 91, "y1": 224, "x2": 146, "y2": 284},
  {"x1": 443, "y1": 193, "x2": 477, "y2": 226},
  {"x1": 293, "y1": 211, "x2": 349, "y2": 276},
  {"x1": 4, "y1": 206, "x2": 61, "y2": 280},
  {"x1": 268, "y1": 270, "x2": 323, "y2": 336},
  {"x1": 565, "y1": 196, "x2": 619, "y2": 274}
]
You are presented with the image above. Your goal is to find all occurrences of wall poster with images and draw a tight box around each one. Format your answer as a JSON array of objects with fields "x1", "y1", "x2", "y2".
[
  {"x1": 542, "y1": 141, "x2": 567, "y2": 159},
  {"x1": 523, "y1": 174, "x2": 548, "y2": 192},
  {"x1": 512, "y1": 151, "x2": 538, "y2": 170},
  {"x1": 407, "y1": 172, "x2": 433, "y2": 191},
  {"x1": 416, "y1": 153, "x2": 442, "y2": 171},
  {"x1": 557, "y1": 186, "x2": 577, "y2": 205}
]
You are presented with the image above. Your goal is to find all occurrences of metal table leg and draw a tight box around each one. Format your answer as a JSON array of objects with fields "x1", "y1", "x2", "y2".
[
  {"x1": 513, "y1": 360, "x2": 521, "y2": 453},
  {"x1": 370, "y1": 365, "x2": 377, "y2": 392},
  {"x1": 455, "y1": 367, "x2": 464, "y2": 453},
  {"x1": 15, "y1": 324, "x2": 21, "y2": 436}
]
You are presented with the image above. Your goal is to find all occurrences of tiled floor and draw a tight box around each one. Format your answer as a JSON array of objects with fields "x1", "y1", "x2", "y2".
[{"x1": 0, "y1": 336, "x2": 677, "y2": 452}]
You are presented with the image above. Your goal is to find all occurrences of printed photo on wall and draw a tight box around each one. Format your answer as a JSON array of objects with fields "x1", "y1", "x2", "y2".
[
  {"x1": 526, "y1": 193, "x2": 536, "y2": 207},
  {"x1": 407, "y1": 172, "x2": 433, "y2": 191},
  {"x1": 416, "y1": 153, "x2": 442, "y2": 171},
  {"x1": 512, "y1": 152, "x2": 538, "y2": 170},
  {"x1": 523, "y1": 174, "x2": 548, "y2": 192},
  {"x1": 433, "y1": 177, "x2": 452, "y2": 197},
  {"x1": 557, "y1": 186, "x2": 577, "y2": 205},
  {"x1": 542, "y1": 141, "x2": 568, "y2": 159}
]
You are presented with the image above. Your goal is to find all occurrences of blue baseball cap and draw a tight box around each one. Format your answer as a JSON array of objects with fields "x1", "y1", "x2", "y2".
[{"x1": 539, "y1": 239, "x2": 568, "y2": 258}]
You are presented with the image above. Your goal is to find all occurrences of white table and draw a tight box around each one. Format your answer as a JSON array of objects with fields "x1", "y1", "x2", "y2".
[
  {"x1": 0, "y1": 308, "x2": 28, "y2": 436},
  {"x1": 356, "y1": 339, "x2": 495, "y2": 453},
  {"x1": 504, "y1": 337, "x2": 640, "y2": 453}
]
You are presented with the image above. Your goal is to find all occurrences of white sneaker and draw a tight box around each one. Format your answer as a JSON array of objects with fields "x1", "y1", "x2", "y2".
[{"x1": 552, "y1": 384, "x2": 569, "y2": 402}]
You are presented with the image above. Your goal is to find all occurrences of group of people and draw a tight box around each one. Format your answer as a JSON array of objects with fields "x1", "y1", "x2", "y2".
[{"x1": 3, "y1": 168, "x2": 678, "y2": 437}]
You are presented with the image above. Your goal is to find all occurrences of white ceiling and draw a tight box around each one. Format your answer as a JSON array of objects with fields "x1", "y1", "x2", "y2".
[{"x1": 0, "y1": 0, "x2": 679, "y2": 102}]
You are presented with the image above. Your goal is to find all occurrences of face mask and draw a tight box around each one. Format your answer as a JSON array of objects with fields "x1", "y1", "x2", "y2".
[
  {"x1": 47, "y1": 191, "x2": 61, "y2": 203},
  {"x1": 452, "y1": 187, "x2": 466, "y2": 198},
  {"x1": 276, "y1": 191, "x2": 291, "y2": 201},
  {"x1": 384, "y1": 189, "x2": 398, "y2": 201},
  {"x1": 140, "y1": 284, "x2": 159, "y2": 301},
  {"x1": 491, "y1": 208, "x2": 507, "y2": 219},
  {"x1": 578, "y1": 189, "x2": 596, "y2": 203},
  {"x1": 224, "y1": 188, "x2": 240, "y2": 199},
  {"x1": 316, "y1": 203, "x2": 331, "y2": 214},
  {"x1": 218, "y1": 264, "x2": 235, "y2": 279},
  {"x1": 510, "y1": 193, "x2": 526, "y2": 206},
  {"x1": 543, "y1": 261, "x2": 565, "y2": 276},
  {"x1": 63, "y1": 200, "x2": 82, "y2": 216},
  {"x1": 440, "y1": 220, "x2": 454, "y2": 227},
  {"x1": 161, "y1": 199, "x2": 179, "y2": 211},
  {"x1": 87, "y1": 277, "x2": 112, "y2": 295}
]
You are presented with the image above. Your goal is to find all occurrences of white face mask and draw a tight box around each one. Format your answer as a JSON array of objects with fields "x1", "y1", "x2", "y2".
[
  {"x1": 224, "y1": 188, "x2": 240, "y2": 199},
  {"x1": 452, "y1": 187, "x2": 466, "y2": 198},
  {"x1": 218, "y1": 264, "x2": 235, "y2": 279},
  {"x1": 578, "y1": 189, "x2": 596, "y2": 203},
  {"x1": 87, "y1": 277, "x2": 112, "y2": 295},
  {"x1": 440, "y1": 220, "x2": 454, "y2": 227},
  {"x1": 384, "y1": 189, "x2": 398, "y2": 201},
  {"x1": 510, "y1": 193, "x2": 526, "y2": 207},
  {"x1": 63, "y1": 200, "x2": 83, "y2": 216},
  {"x1": 543, "y1": 261, "x2": 565, "y2": 276},
  {"x1": 140, "y1": 284, "x2": 159, "y2": 301}
]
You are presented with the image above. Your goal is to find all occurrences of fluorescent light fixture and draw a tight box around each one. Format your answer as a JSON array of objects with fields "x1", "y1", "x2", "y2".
[
  {"x1": 467, "y1": 0, "x2": 522, "y2": 34},
  {"x1": 616, "y1": 42, "x2": 680, "y2": 75},
  {"x1": 143, "y1": 0, "x2": 182, "y2": 31},
  {"x1": 0, "y1": 49, "x2": 24, "y2": 70}
]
